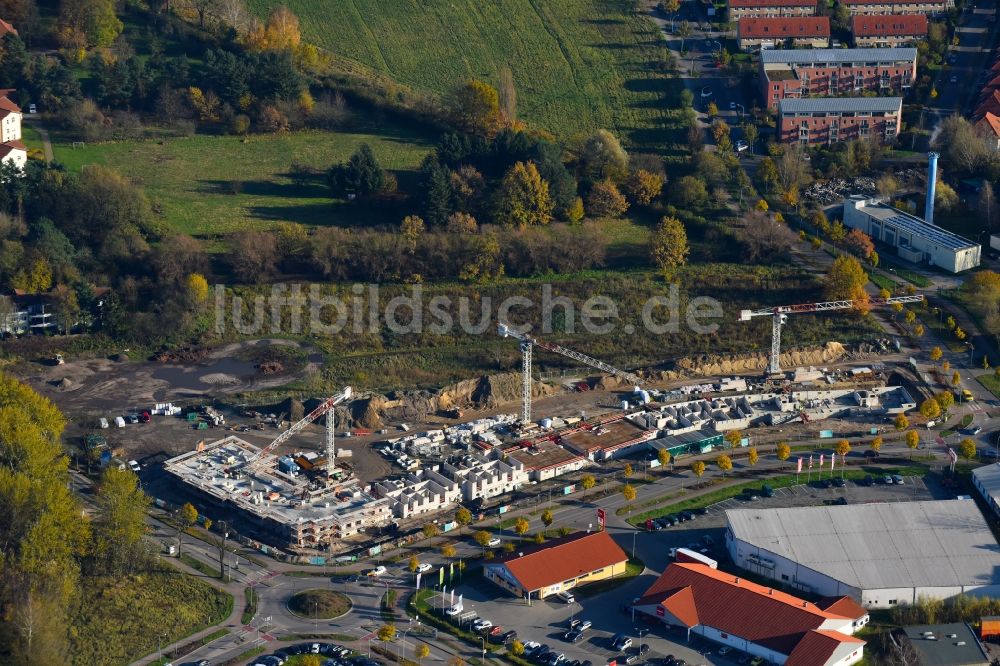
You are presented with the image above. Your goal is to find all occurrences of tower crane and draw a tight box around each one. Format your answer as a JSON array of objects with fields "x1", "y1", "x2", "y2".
[
  {"x1": 498, "y1": 323, "x2": 645, "y2": 425},
  {"x1": 739, "y1": 295, "x2": 924, "y2": 375},
  {"x1": 237, "y1": 386, "x2": 353, "y2": 477}
]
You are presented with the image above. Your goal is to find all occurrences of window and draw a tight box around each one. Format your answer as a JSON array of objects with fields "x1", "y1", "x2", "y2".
[
  {"x1": 721, "y1": 633, "x2": 729, "y2": 639},
  {"x1": 781, "y1": 574, "x2": 790, "y2": 581},
  {"x1": 889, "y1": 599, "x2": 898, "y2": 605}
]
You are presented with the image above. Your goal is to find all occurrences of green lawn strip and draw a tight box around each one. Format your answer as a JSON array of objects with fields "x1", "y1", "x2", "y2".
[
  {"x1": 573, "y1": 558, "x2": 645, "y2": 598},
  {"x1": 979, "y1": 374, "x2": 1000, "y2": 399},
  {"x1": 242, "y1": 587, "x2": 259, "y2": 624},
  {"x1": 180, "y1": 552, "x2": 222, "y2": 578},
  {"x1": 149, "y1": 629, "x2": 229, "y2": 666},
  {"x1": 626, "y1": 465, "x2": 931, "y2": 525}
]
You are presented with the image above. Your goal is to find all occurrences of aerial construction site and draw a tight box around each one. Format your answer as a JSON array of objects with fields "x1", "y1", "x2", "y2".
[{"x1": 158, "y1": 317, "x2": 925, "y2": 554}]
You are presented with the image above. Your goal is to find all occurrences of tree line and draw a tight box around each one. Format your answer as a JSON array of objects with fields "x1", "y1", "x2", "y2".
[{"x1": 0, "y1": 373, "x2": 151, "y2": 664}]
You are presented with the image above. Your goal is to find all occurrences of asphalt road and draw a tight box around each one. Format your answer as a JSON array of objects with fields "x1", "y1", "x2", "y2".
[{"x1": 924, "y1": 0, "x2": 999, "y2": 130}]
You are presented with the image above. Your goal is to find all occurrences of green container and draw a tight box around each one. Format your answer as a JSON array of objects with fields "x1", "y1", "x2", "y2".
[
  {"x1": 186, "y1": 412, "x2": 198, "y2": 422},
  {"x1": 196, "y1": 421, "x2": 208, "y2": 430}
]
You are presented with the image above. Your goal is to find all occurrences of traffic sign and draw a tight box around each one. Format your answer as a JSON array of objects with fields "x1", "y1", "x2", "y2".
[{"x1": 596, "y1": 508, "x2": 606, "y2": 528}]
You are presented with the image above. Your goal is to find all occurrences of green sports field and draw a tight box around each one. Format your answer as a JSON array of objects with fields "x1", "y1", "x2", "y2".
[{"x1": 247, "y1": 0, "x2": 674, "y2": 139}]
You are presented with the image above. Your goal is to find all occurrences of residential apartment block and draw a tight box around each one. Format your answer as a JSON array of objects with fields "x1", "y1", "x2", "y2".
[
  {"x1": 842, "y1": 0, "x2": 951, "y2": 14},
  {"x1": 727, "y1": 0, "x2": 818, "y2": 20},
  {"x1": 737, "y1": 17, "x2": 830, "y2": 50},
  {"x1": 0, "y1": 90, "x2": 25, "y2": 170},
  {"x1": 759, "y1": 47, "x2": 917, "y2": 109},
  {"x1": 777, "y1": 97, "x2": 902, "y2": 146},
  {"x1": 442, "y1": 455, "x2": 529, "y2": 502},
  {"x1": 851, "y1": 14, "x2": 927, "y2": 47}
]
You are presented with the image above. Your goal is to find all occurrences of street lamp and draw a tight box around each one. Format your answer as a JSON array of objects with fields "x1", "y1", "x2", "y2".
[
  {"x1": 733, "y1": 103, "x2": 745, "y2": 120},
  {"x1": 631, "y1": 529, "x2": 639, "y2": 559},
  {"x1": 636, "y1": 628, "x2": 649, "y2": 653}
]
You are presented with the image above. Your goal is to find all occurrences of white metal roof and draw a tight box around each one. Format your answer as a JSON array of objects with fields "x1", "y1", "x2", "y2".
[
  {"x1": 973, "y1": 463, "x2": 1000, "y2": 507},
  {"x1": 727, "y1": 500, "x2": 1000, "y2": 591},
  {"x1": 853, "y1": 199, "x2": 979, "y2": 251}
]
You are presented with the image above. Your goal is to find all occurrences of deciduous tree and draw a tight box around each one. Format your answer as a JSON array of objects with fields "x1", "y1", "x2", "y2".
[
  {"x1": 650, "y1": 215, "x2": 689, "y2": 280},
  {"x1": 960, "y1": 437, "x2": 977, "y2": 460},
  {"x1": 824, "y1": 254, "x2": 869, "y2": 310},
  {"x1": 691, "y1": 460, "x2": 706, "y2": 477},
  {"x1": 494, "y1": 161, "x2": 552, "y2": 228},
  {"x1": 716, "y1": 454, "x2": 733, "y2": 476},
  {"x1": 586, "y1": 180, "x2": 629, "y2": 218},
  {"x1": 453, "y1": 79, "x2": 503, "y2": 137},
  {"x1": 777, "y1": 442, "x2": 791, "y2": 462}
]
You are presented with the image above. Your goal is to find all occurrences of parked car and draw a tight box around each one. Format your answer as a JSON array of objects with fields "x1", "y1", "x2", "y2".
[
  {"x1": 700, "y1": 87, "x2": 712, "y2": 98},
  {"x1": 488, "y1": 537, "x2": 501, "y2": 547},
  {"x1": 417, "y1": 563, "x2": 433, "y2": 573},
  {"x1": 611, "y1": 635, "x2": 632, "y2": 651},
  {"x1": 523, "y1": 642, "x2": 542, "y2": 657},
  {"x1": 718, "y1": 647, "x2": 731, "y2": 655},
  {"x1": 472, "y1": 619, "x2": 493, "y2": 632},
  {"x1": 679, "y1": 510, "x2": 695, "y2": 521},
  {"x1": 859, "y1": 475, "x2": 874, "y2": 486},
  {"x1": 622, "y1": 653, "x2": 639, "y2": 665},
  {"x1": 556, "y1": 591, "x2": 575, "y2": 604},
  {"x1": 892, "y1": 474, "x2": 905, "y2": 485},
  {"x1": 565, "y1": 629, "x2": 584, "y2": 642},
  {"x1": 970, "y1": 425, "x2": 983, "y2": 435},
  {"x1": 761, "y1": 485, "x2": 774, "y2": 498},
  {"x1": 638, "y1": 644, "x2": 650, "y2": 655},
  {"x1": 735, "y1": 140, "x2": 748, "y2": 153},
  {"x1": 693, "y1": 506, "x2": 709, "y2": 515},
  {"x1": 883, "y1": 474, "x2": 894, "y2": 485},
  {"x1": 577, "y1": 620, "x2": 592, "y2": 631},
  {"x1": 128, "y1": 460, "x2": 141, "y2": 473},
  {"x1": 367, "y1": 566, "x2": 387, "y2": 577},
  {"x1": 445, "y1": 605, "x2": 464, "y2": 616},
  {"x1": 833, "y1": 477, "x2": 846, "y2": 488}
]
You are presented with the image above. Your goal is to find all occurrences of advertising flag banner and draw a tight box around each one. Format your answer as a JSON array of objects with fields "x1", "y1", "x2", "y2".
[
  {"x1": 820, "y1": 454, "x2": 824, "y2": 467},
  {"x1": 809, "y1": 456, "x2": 814, "y2": 468},
  {"x1": 797, "y1": 458, "x2": 802, "y2": 473}
]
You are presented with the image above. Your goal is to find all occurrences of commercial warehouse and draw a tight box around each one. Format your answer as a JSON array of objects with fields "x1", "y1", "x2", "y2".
[
  {"x1": 842, "y1": 196, "x2": 981, "y2": 273},
  {"x1": 726, "y1": 500, "x2": 1000, "y2": 608},
  {"x1": 971, "y1": 463, "x2": 1000, "y2": 518}
]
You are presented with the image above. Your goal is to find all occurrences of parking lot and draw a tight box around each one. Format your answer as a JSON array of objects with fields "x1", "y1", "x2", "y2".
[{"x1": 434, "y1": 475, "x2": 939, "y2": 666}]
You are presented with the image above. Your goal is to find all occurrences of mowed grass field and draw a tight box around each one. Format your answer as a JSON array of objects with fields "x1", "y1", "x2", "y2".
[
  {"x1": 50, "y1": 122, "x2": 433, "y2": 236},
  {"x1": 247, "y1": 0, "x2": 676, "y2": 140}
]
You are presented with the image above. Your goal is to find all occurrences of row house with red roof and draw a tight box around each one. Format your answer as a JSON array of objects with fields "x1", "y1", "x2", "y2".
[
  {"x1": 851, "y1": 14, "x2": 928, "y2": 47},
  {"x1": 737, "y1": 16, "x2": 830, "y2": 50}
]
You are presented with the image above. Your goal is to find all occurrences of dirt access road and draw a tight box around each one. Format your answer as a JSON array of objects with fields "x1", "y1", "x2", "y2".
[{"x1": 14, "y1": 338, "x2": 322, "y2": 414}]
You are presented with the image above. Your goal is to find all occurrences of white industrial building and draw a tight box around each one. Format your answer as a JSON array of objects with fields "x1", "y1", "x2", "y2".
[
  {"x1": 726, "y1": 500, "x2": 1000, "y2": 608},
  {"x1": 971, "y1": 463, "x2": 1000, "y2": 518},
  {"x1": 842, "y1": 196, "x2": 980, "y2": 273}
]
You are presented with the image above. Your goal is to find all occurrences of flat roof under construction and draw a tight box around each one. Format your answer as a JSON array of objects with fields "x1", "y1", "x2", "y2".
[
  {"x1": 163, "y1": 436, "x2": 384, "y2": 526},
  {"x1": 561, "y1": 418, "x2": 654, "y2": 455}
]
